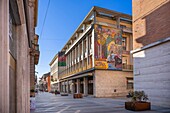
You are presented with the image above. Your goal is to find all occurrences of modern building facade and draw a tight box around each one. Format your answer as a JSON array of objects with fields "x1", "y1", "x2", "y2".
[
  {"x1": 58, "y1": 6, "x2": 133, "y2": 97},
  {"x1": 50, "y1": 54, "x2": 59, "y2": 91},
  {"x1": 0, "y1": 0, "x2": 39, "y2": 113},
  {"x1": 49, "y1": 52, "x2": 66, "y2": 91},
  {"x1": 132, "y1": 0, "x2": 170, "y2": 107}
]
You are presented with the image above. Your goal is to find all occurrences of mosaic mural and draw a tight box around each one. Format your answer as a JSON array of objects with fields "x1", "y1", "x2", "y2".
[{"x1": 94, "y1": 25, "x2": 123, "y2": 70}]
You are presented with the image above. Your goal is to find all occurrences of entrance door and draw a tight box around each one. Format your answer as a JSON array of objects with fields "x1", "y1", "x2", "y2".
[
  {"x1": 80, "y1": 83, "x2": 84, "y2": 93},
  {"x1": 75, "y1": 84, "x2": 77, "y2": 93},
  {"x1": 88, "y1": 77, "x2": 93, "y2": 95},
  {"x1": 80, "y1": 78, "x2": 84, "y2": 93},
  {"x1": 88, "y1": 83, "x2": 93, "y2": 95}
]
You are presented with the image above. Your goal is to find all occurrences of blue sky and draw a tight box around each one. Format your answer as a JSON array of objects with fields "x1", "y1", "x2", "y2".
[{"x1": 35, "y1": 0, "x2": 132, "y2": 78}]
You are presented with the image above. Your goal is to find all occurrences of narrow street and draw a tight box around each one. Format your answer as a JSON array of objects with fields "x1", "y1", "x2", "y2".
[{"x1": 31, "y1": 92, "x2": 170, "y2": 113}]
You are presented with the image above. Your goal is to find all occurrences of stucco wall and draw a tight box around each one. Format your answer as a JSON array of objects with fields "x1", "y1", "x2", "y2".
[
  {"x1": 133, "y1": 41, "x2": 170, "y2": 107},
  {"x1": 95, "y1": 70, "x2": 133, "y2": 97}
]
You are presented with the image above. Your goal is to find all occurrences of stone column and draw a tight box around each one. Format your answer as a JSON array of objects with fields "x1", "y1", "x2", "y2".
[
  {"x1": 62, "y1": 82, "x2": 64, "y2": 92},
  {"x1": 63, "y1": 82, "x2": 66, "y2": 93},
  {"x1": 71, "y1": 80, "x2": 75, "y2": 94},
  {"x1": 66, "y1": 80, "x2": 69, "y2": 93},
  {"x1": 77, "y1": 79, "x2": 80, "y2": 93},
  {"x1": 60, "y1": 82, "x2": 63, "y2": 92},
  {"x1": 83, "y1": 77, "x2": 88, "y2": 96},
  {"x1": 0, "y1": 0, "x2": 9, "y2": 113},
  {"x1": 58, "y1": 82, "x2": 61, "y2": 92},
  {"x1": 16, "y1": 24, "x2": 30, "y2": 113}
]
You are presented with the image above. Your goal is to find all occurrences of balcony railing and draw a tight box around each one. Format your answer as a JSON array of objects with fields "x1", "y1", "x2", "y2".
[
  {"x1": 58, "y1": 64, "x2": 93, "y2": 79},
  {"x1": 33, "y1": 44, "x2": 40, "y2": 65},
  {"x1": 34, "y1": 44, "x2": 39, "y2": 51},
  {"x1": 96, "y1": 21, "x2": 117, "y2": 29},
  {"x1": 122, "y1": 64, "x2": 133, "y2": 71},
  {"x1": 122, "y1": 27, "x2": 132, "y2": 33}
]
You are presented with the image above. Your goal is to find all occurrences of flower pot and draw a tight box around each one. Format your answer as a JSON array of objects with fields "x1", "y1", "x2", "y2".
[
  {"x1": 61, "y1": 93, "x2": 68, "y2": 96},
  {"x1": 73, "y1": 93, "x2": 83, "y2": 99},
  {"x1": 125, "y1": 102, "x2": 151, "y2": 111}
]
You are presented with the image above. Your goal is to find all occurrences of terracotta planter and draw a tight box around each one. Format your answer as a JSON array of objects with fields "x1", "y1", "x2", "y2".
[
  {"x1": 73, "y1": 93, "x2": 83, "y2": 99},
  {"x1": 125, "y1": 102, "x2": 151, "y2": 111},
  {"x1": 61, "y1": 93, "x2": 68, "y2": 96},
  {"x1": 54, "y1": 91, "x2": 60, "y2": 95}
]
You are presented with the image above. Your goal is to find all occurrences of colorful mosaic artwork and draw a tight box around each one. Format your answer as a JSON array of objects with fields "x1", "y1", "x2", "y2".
[{"x1": 94, "y1": 25, "x2": 123, "y2": 70}]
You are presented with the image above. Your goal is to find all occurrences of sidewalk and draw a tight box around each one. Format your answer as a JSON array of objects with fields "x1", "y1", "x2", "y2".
[{"x1": 31, "y1": 92, "x2": 170, "y2": 113}]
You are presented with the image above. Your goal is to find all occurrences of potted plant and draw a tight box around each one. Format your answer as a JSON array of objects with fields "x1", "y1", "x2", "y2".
[
  {"x1": 125, "y1": 90, "x2": 150, "y2": 111},
  {"x1": 54, "y1": 90, "x2": 60, "y2": 95}
]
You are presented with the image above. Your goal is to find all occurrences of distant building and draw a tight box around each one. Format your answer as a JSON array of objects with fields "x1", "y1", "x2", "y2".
[
  {"x1": 0, "y1": 0, "x2": 39, "y2": 112},
  {"x1": 132, "y1": 0, "x2": 170, "y2": 107},
  {"x1": 57, "y1": 6, "x2": 133, "y2": 97},
  {"x1": 49, "y1": 52, "x2": 66, "y2": 91},
  {"x1": 39, "y1": 72, "x2": 51, "y2": 92},
  {"x1": 46, "y1": 72, "x2": 51, "y2": 92}
]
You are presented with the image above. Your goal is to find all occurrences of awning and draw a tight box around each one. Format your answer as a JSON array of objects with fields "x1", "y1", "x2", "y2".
[{"x1": 68, "y1": 72, "x2": 93, "y2": 80}]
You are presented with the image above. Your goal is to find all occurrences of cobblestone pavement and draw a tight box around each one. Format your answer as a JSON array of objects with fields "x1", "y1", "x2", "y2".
[{"x1": 31, "y1": 92, "x2": 170, "y2": 113}]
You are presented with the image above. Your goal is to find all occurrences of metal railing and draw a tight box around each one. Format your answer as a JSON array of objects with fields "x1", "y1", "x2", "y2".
[
  {"x1": 122, "y1": 27, "x2": 132, "y2": 33},
  {"x1": 122, "y1": 64, "x2": 133, "y2": 71},
  {"x1": 58, "y1": 64, "x2": 93, "y2": 79}
]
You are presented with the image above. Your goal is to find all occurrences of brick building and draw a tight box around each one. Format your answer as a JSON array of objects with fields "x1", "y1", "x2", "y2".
[
  {"x1": 56, "y1": 6, "x2": 133, "y2": 97},
  {"x1": 132, "y1": 0, "x2": 170, "y2": 107},
  {"x1": 0, "y1": 0, "x2": 39, "y2": 113}
]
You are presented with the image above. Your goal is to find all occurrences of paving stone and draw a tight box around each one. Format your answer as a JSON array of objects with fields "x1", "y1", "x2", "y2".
[{"x1": 31, "y1": 92, "x2": 170, "y2": 113}]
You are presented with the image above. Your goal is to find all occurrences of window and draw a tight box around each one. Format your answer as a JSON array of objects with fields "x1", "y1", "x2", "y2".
[
  {"x1": 120, "y1": 25, "x2": 126, "y2": 29},
  {"x1": 83, "y1": 39, "x2": 86, "y2": 53},
  {"x1": 80, "y1": 42, "x2": 82, "y2": 56},
  {"x1": 88, "y1": 35, "x2": 92, "y2": 50},
  {"x1": 127, "y1": 78, "x2": 133, "y2": 89},
  {"x1": 84, "y1": 59, "x2": 87, "y2": 67},
  {"x1": 122, "y1": 37, "x2": 127, "y2": 50}
]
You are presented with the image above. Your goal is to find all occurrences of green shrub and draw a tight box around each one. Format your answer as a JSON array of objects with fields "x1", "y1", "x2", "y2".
[
  {"x1": 128, "y1": 90, "x2": 148, "y2": 102},
  {"x1": 30, "y1": 89, "x2": 35, "y2": 92}
]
